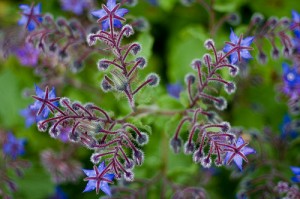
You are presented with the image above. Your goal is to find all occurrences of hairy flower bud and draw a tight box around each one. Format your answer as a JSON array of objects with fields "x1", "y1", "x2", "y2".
[
  {"x1": 122, "y1": 24, "x2": 134, "y2": 37},
  {"x1": 193, "y1": 149, "x2": 204, "y2": 163},
  {"x1": 229, "y1": 65, "x2": 239, "y2": 76},
  {"x1": 170, "y1": 137, "x2": 182, "y2": 154},
  {"x1": 201, "y1": 156, "x2": 212, "y2": 168},
  {"x1": 251, "y1": 13, "x2": 264, "y2": 24},
  {"x1": 69, "y1": 131, "x2": 80, "y2": 142},
  {"x1": 184, "y1": 141, "x2": 195, "y2": 154},
  {"x1": 225, "y1": 82, "x2": 236, "y2": 94},
  {"x1": 125, "y1": 159, "x2": 135, "y2": 170},
  {"x1": 204, "y1": 39, "x2": 215, "y2": 50},
  {"x1": 101, "y1": 79, "x2": 112, "y2": 92},
  {"x1": 137, "y1": 132, "x2": 149, "y2": 145},
  {"x1": 185, "y1": 73, "x2": 196, "y2": 84},
  {"x1": 132, "y1": 17, "x2": 149, "y2": 31},
  {"x1": 191, "y1": 59, "x2": 202, "y2": 70},
  {"x1": 220, "y1": 122, "x2": 231, "y2": 133},
  {"x1": 136, "y1": 57, "x2": 146, "y2": 69},
  {"x1": 97, "y1": 59, "x2": 109, "y2": 71},
  {"x1": 133, "y1": 149, "x2": 144, "y2": 166},
  {"x1": 147, "y1": 73, "x2": 160, "y2": 87},
  {"x1": 124, "y1": 170, "x2": 134, "y2": 181},
  {"x1": 214, "y1": 97, "x2": 227, "y2": 110}
]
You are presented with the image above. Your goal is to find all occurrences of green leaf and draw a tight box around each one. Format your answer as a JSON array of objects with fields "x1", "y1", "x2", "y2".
[
  {"x1": 158, "y1": 0, "x2": 177, "y2": 12},
  {"x1": 167, "y1": 25, "x2": 208, "y2": 82},
  {"x1": 14, "y1": 165, "x2": 55, "y2": 199},
  {"x1": 213, "y1": 0, "x2": 245, "y2": 13}
]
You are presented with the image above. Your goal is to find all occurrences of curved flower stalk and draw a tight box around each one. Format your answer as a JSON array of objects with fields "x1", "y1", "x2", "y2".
[
  {"x1": 88, "y1": 0, "x2": 159, "y2": 110},
  {"x1": 170, "y1": 31, "x2": 255, "y2": 170},
  {"x1": 30, "y1": 0, "x2": 155, "y2": 196}
]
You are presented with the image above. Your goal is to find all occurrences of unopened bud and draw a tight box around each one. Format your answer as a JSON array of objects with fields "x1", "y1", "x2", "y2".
[
  {"x1": 224, "y1": 82, "x2": 236, "y2": 94},
  {"x1": 184, "y1": 141, "x2": 195, "y2": 154},
  {"x1": 147, "y1": 73, "x2": 160, "y2": 86},
  {"x1": 214, "y1": 97, "x2": 227, "y2": 110},
  {"x1": 133, "y1": 149, "x2": 144, "y2": 166},
  {"x1": 136, "y1": 57, "x2": 146, "y2": 68},
  {"x1": 185, "y1": 73, "x2": 196, "y2": 84},
  {"x1": 170, "y1": 137, "x2": 182, "y2": 154},
  {"x1": 97, "y1": 59, "x2": 109, "y2": 71},
  {"x1": 137, "y1": 132, "x2": 149, "y2": 145}
]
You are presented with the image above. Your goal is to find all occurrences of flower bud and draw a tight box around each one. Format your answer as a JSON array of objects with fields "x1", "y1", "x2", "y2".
[
  {"x1": 147, "y1": 73, "x2": 160, "y2": 87},
  {"x1": 201, "y1": 156, "x2": 212, "y2": 168},
  {"x1": 97, "y1": 59, "x2": 109, "y2": 71},
  {"x1": 125, "y1": 159, "x2": 135, "y2": 170},
  {"x1": 122, "y1": 24, "x2": 134, "y2": 37},
  {"x1": 204, "y1": 39, "x2": 215, "y2": 50},
  {"x1": 185, "y1": 73, "x2": 196, "y2": 84},
  {"x1": 133, "y1": 149, "x2": 144, "y2": 166},
  {"x1": 214, "y1": 97, "x2": 227, "y2": 110},
  {"x1": 224, "y1": 82, "x2": 236, "y2": 94},
  {"x1": 193, "y1": 149, "x2": 204, "y2": 163},
  {"x1": 137, "y1": 132, "x2": 149, "y2": 145},
  {"x1": 124, "y1": 170, "x2": 134, "y2": 181},
  {"x1": 184, "y1": 141, "x2": 195, "y2": 154},
  {"x1": 170, "y1": 137, "x2": 182, "y2": 154},
  {"x1": 220, "y1": 122, "x2": 231, "y2": 133},
  {"x1": 191, "y1": 59, "x2": 202, "y2": 70},
  {"x1": 229, "y1": 65, "x2": 239, "y2": 76},
  {"x1": 136, "y1": 57, "x2": 146, "y2": 69},
  {"x1": 101, "y1": 79, "x2": 112, "y2": 92}
]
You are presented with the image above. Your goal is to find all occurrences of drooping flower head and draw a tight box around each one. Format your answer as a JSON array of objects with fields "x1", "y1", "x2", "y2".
[
  {"x1": 290, "y1": 166, "x2": 300, "y2": 183},
  {"x1": 282, "y1": 63, "x2": 300, "y2": 99},
  {"x1": 15, "y1": 43, "x2": 39, "y2": 66},
  {"x1": 224, "y1": 136, "x2": 256, "y2": 171},
  {"x1": 18, "y1": 3, "x2": 43, "y2": 31},
  {"x1": 223, "y1": 29, "x2": 254, "y2": 64},
  {"x1": 167, "y1": 83, "x2": 183, "y2": 99},
  {"x1": 31, "y1": 85, "x2": 59, "y2": 118},
  {"x1": 3, "y1": 132, "x2": 26, "y2": 159},
  {"x1": 91, "y1": 0, "x2": 128, "y2": 30},
  {"x1": 82, "y1": 161, "x2": 114, "y2": 195},
  {"x1": 291, "y1": 10, "x2": 300, "y2": 35},
  {"x1": 60, "y1": 0, "x2": 91, "y2": 15}
]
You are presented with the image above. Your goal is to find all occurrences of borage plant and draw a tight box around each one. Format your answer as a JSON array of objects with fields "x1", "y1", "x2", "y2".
[{"x1": 30, "y1": 0, "x2": 158, "y2": 196}]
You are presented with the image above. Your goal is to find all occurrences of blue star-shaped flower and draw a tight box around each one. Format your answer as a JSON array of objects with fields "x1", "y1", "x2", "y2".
[
  {"x1": 60, "y1": 0, "x2": 90, "y2": 15},
  {"x1": 224, "y1": 137, "x2": 256, "y2": 171},
  {"x1": 20, "y1": 105, "x2": 45, "y2": 128},
  {"x1": 31, "y1": 85, "x2": 59, "y2": 118},
  {"x1": 18, "y1": 3, "x2": 43, "y2": 31},
  {"x1": 82, "y1": 161, "x2": 114, "y2": 195},
  {"x1": 91, "y1": 0, "x2": 128, "y2": 30},
  {"x1": 290, "y1": 166, "x2": 300, "y2": 183},
  {"x1": 223, "y1": 29, "x2": 254, "y2": 64},
  {"x1": 291, "y1": 10, "x2": 300, "y2": 35},
  {"x1": 3, "y1": 132, "x2": 26, "y2": 159},
  {"x1": 280, "y1": 114, "x2": 298, "y2": 139},
  {"x1": 15, "y1": 43, "x2": 40, "y2": 66},
  {"x1": 282, "y1": 63, "x2": 300, "y2": 99},
  {"x1": 167, "y1": 83, "x2": 183, "y2": 99}
]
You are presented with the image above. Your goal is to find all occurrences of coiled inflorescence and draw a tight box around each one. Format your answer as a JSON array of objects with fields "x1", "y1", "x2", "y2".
[{"x1": 170, "y1": 31, "x2": 255, "y2": 170}]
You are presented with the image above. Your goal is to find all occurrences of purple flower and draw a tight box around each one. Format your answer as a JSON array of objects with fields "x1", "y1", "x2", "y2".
[
  {"x1": 282, "y1": 63, "x2": 300, "y2": 99},
  {"x1": 291, "y1": 10, "x2": 300, "y2": 35},
  {"x1": 57, "y1": 125, "x2": 72, "y2": 142},
  {"x1": 280, "y1": 114, "x2": 298, "y2": 139},
  {"x1": 290, "y1": 166, "x2": 300, "y2": 183},
  {"x1": 32, "y1": 85, "x2": 59, "y2": 118},
  {"x1": 15, "y1": 43, "x2": 39, "y2": 66},
  {"x1": 223, "y1": 29, "x2": 254, "y2": 64},
  {"x1": 91, "y1": 0, "x2": 128, "y2": 30},
  {"x1": 3, "y1": 132, "x2": 26, "y2": 159},
  {"x1": 82, "y1": 161, "x2": 114, "y2": 195},
  {"x1": 60, "y1": 0, "x2": 91, "y2": 15},
  {"x1": 18, "y1": 3, "x2": 43, "y2": 31},
  {"x1": 20, "y1": 105, "x2": 45, "y2": 128},
  {"x1": 167, "y1": 83, "x2": 183, "y2": 99},
  {"x1": 224, "y1": 137, "x2": 256, "y2": 171}
]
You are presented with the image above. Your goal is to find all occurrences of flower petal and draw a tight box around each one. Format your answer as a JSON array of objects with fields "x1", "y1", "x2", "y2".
[
  {"x1": 233, "y1": 155, "x2": 243, "y2": 171},
  {"x1": 83, "y1": 180, "x2": 96, "y2": 192},
  {"x1": 100, "y1": 181, "x2": 112, "y2": 196},
  {"x1": 107, "y1": 0, "x2": 116, "y2": 10},
  {"x1": 116, "y1": 8, "x2": 128, "y2": 17},
  {"x1": 82, "y1": 169, "x2": 96, "y2": 177},
  {"x1": 291, "y1": 166, "x2": 300, "y2": 175},
  {"x1": 230, "y1": 29, "x2": 239, "y2": 43},
  {"x1": 91, "y1": 9, "x2": 106, "y2": 18}
]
